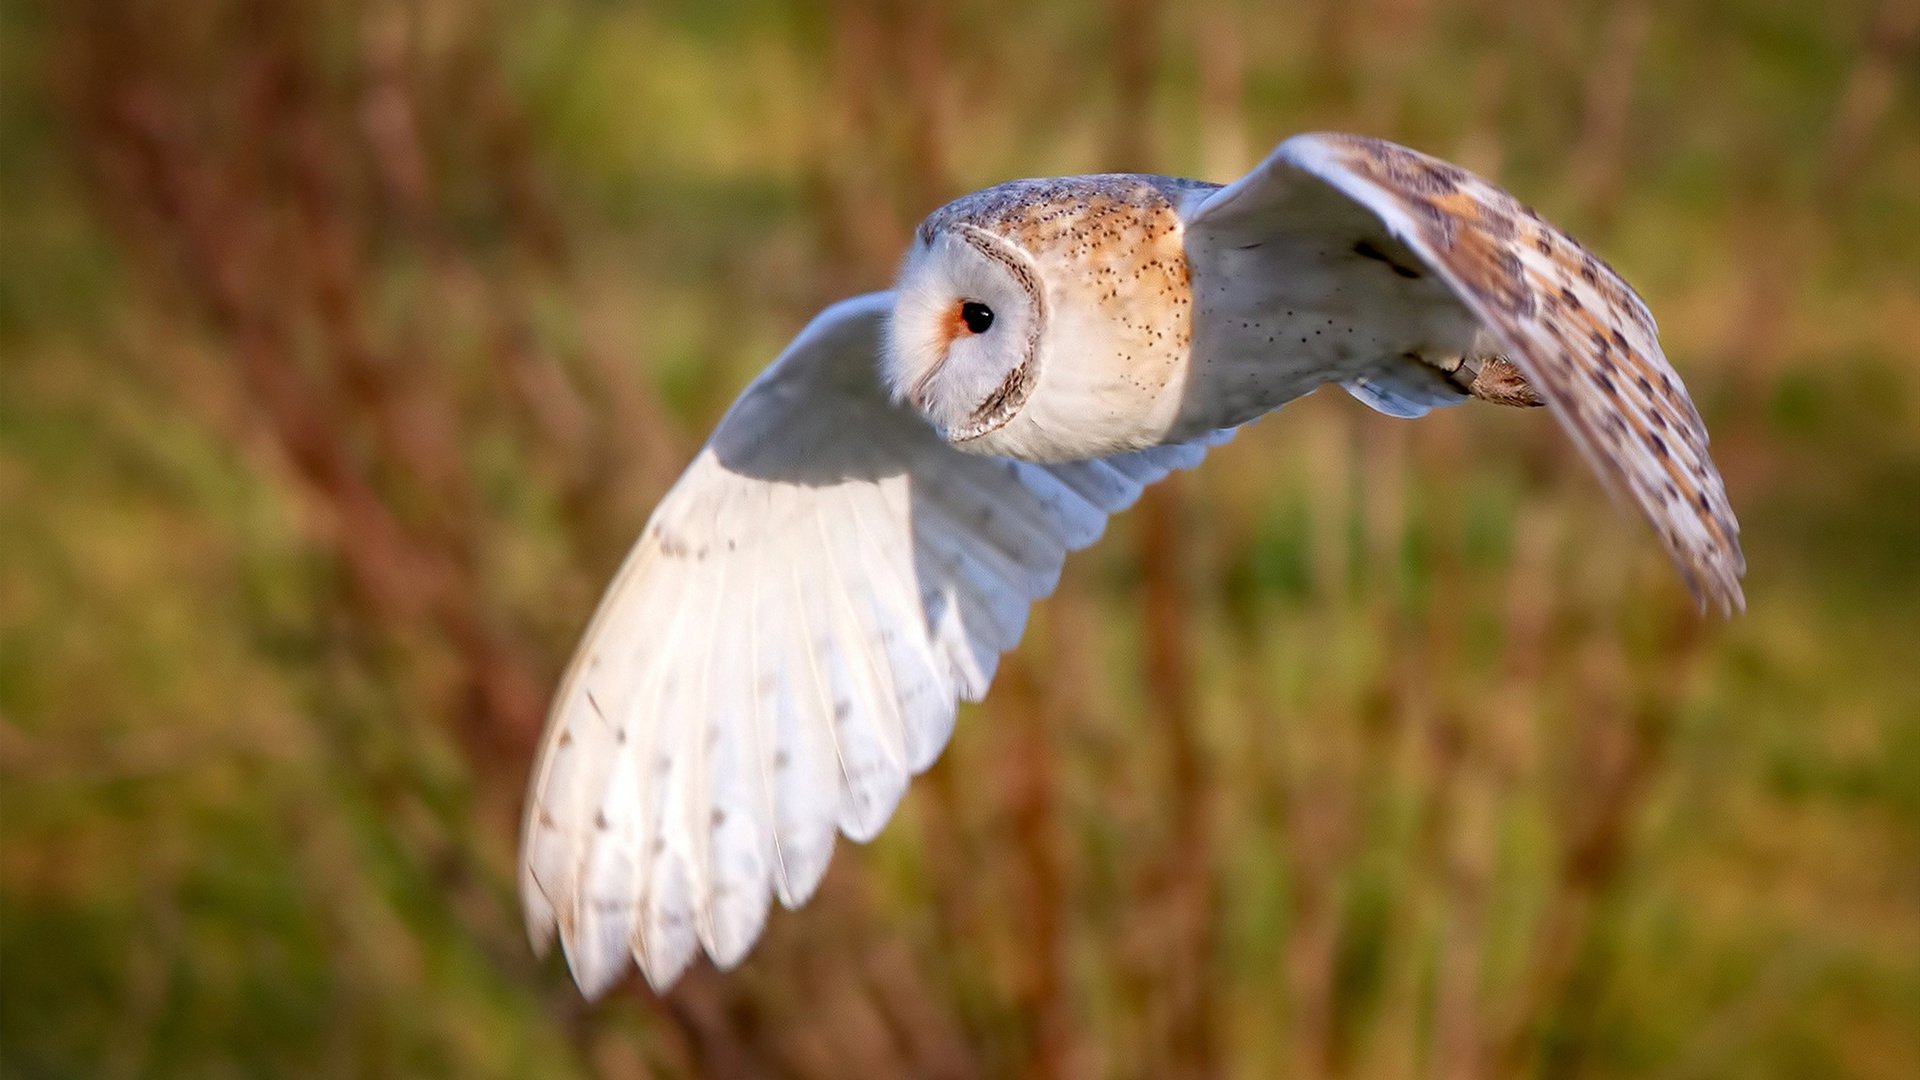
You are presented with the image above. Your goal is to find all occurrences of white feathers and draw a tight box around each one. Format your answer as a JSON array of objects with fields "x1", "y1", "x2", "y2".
[{"x1": 519, "y1": 294, "x2": 1225, "y2": 995}]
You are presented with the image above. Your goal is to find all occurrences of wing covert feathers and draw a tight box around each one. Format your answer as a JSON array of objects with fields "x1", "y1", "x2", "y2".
[
  {"x1": 1195, "y1": 133, "x2": 1745, "y2": 614},
  {"x1": 519, "y1": 293, "x2": 1224, "y2": 995}
]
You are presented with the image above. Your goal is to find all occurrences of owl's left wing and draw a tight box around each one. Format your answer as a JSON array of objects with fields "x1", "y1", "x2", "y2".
[
  {"x1": 1185, "y1": 133, "x2": 1744, "y2": 614},
  {"x1": 522, "y1": 294, "x2": 1228, "y2": 996}
]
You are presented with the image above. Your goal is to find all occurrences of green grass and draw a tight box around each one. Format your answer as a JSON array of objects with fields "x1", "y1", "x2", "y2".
[{"x1": 3, "y1": 1, "x2": 1917, "y2": 1077}]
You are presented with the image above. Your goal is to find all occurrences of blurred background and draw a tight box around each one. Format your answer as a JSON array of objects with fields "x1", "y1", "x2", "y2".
[{"x1": 3, "y1": 0, "x2": 1917, "y2": 1077}]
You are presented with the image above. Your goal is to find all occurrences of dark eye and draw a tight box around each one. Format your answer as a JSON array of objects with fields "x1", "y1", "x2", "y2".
[{"x1": 959, "y1": 301, "x2": 994, "y2": 334}]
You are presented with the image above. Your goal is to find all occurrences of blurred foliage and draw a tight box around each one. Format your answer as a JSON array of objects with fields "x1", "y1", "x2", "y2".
[{"x1": 3, "y1": 0, "x2": 1918, "y2": 1077}]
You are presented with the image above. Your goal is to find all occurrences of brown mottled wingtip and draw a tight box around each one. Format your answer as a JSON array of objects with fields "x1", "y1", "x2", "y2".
[{"x1": 1283, "y1": 134, "x2": 1746, "y2": 619}]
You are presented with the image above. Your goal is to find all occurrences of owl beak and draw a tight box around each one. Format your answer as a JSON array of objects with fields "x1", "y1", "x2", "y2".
[{"x1": 904, "y1": 309, "x2": 969, "y2": 410}]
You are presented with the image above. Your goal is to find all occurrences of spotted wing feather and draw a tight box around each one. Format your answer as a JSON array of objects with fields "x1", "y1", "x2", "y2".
[{"x1": 1192, "y1": 133, "x2": 1745, "y2": 613}]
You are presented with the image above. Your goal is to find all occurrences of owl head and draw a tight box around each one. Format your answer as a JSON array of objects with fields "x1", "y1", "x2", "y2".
[{"x1": 883, "y1": 222, "x2": 1046, "y2": 449}]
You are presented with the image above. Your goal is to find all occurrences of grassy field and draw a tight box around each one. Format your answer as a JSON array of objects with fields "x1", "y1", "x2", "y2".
[{"x1": 3, "y1": 1, "x2": 1918, "y2": 1077}]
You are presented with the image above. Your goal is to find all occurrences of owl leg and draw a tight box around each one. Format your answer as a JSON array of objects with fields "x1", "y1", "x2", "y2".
[
  {"x1": 1448, "y1": 355, "x2": 1544, "y2": 408},
  {"x1": 1341, "y1": 349, "x2": 1542, "y2": 419}
]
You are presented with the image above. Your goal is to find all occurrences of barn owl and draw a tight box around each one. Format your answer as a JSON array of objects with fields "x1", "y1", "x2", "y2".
[{"x1": 520, "y1": 133, "x2": 1745, "y2": 996}]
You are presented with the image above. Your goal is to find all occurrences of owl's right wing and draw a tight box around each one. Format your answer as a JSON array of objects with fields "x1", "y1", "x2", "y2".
[
  {"x1": 1185, "y1": 133, "x2": 1744, "y2": 614},
  {"x1": 520, "y1": 292, "x2": 1225, "y2": 996}
]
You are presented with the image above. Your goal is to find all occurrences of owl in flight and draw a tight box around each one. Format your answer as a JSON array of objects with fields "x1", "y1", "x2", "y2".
[{"x1": 521, "y1": 133, "x2": 1745, "y2": 996}]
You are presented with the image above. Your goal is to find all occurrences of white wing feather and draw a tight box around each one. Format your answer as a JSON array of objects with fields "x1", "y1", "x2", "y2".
[{"x1": 519, "y1": 293, "x2": 1226, "y2": 995}]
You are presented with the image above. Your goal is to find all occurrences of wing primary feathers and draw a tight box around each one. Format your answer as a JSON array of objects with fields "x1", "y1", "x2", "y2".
[
  {"x1": 635, "y1": 563, "x2": 709, "y2": 991},
  {"x1": 762, "y1": 489, "x2": 842, "y2": 906},
  {"x1": 684, "y1": 548, "x2": 726, "y2": 963},
  {"x1": 701, "y1": 551, "x2": 773, "y2": 969},
  {"x1": 767, "y1": 532, "x2": 839, "y2": 909},
  {"x1": 745, "y1": 489, "x2": 796, "y2": 913}
]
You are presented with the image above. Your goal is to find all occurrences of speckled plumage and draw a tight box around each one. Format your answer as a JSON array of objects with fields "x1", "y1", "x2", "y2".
[
  {"x1": 520, "y1": 133, "x2": 1745, "y2": 998},
  {"x1": 1295, "y1": 134, "x2": 1743, "y2": 608}
]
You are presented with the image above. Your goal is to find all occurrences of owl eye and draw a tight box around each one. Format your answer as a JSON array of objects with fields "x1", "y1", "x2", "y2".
[{"x1": 959, "y1": 301, "x2": 994, "y2": 334}]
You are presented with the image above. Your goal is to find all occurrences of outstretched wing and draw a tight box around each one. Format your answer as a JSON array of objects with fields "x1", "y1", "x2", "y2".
[
  {"x1": 1186, "y1": 133, "x2": 1744, "y2": 614},
  {"x1": 521, "y1": 293, "x2": 1227, "y2": 995}
]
